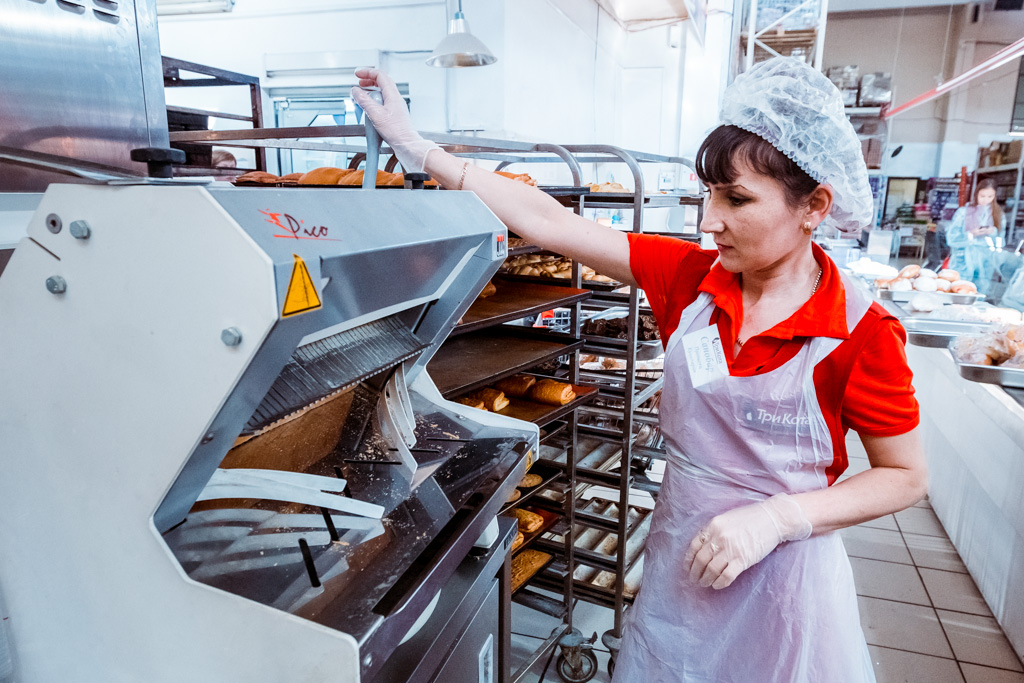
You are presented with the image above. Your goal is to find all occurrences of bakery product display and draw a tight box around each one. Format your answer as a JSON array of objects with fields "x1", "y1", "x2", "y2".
[
  {"x1": 952, "y1": 324, "x2": 1024, "y2": 367},
  {"x1": 494, "y1": 374, "x2": 536, "y2": 398},
  {"x1": 519, "y1": 473, "x2": 542, "y2": 488},
  {"x1": 528, "y1": 379, "x2": 576, "y2": 406},
  {"x1": 512, "y1": 508, "x2": 544, "y2": 533}
]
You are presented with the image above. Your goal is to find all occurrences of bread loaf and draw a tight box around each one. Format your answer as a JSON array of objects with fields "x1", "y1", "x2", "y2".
[
  {"x1": 512, "y1": 531, "x2": 525, "y2": 552},
  {"x1": 235, "y1": 171, "x2": 279, "y2": 185},
  {"x1": 528, "y1": 379, "x2": 576, "y2": 406},
  {"x1": 298, "y1": 167, "x2": 348, "y2": 185},
  {"x1": 513, "y1": 508, "x2": 544, "y2": 533},
  {"x1": 507, "y1": 488, "x2": 521, "y2": 503},
  {"x1": 511, "y1": 549, "x2": 550, "y2": 590},
  {"x1": 470, "y1": 388, "x2": 509, "y2": 412},
  {"x1": 477, "y1": 280, "x2": 497, "y2": 299},
  {"x1": 494, "y1": 374, "x2": 536, "y2": 398},
  {"x1": 455, "y1": 396, "x2": 486, "y2": 410},
  {"x1": 519, "y1": 473, "x2": 542, "y2": 488}
]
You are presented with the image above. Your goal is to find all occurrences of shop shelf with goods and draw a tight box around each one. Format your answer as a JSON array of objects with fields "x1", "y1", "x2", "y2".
[
  {"x1": 973, "y1": 141, "x2": 1024, "y2": 248},
  {"x1": 507, "y1": 145, "x2": 699, "y2": 674},
  {"x1": 734, "y1": 0, "x2": 828, "y2": 75}
]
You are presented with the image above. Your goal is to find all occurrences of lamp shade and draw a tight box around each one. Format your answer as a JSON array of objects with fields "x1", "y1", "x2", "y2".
[{"x1": 426, "y1": 12, "x2": 496, "y2": 68}]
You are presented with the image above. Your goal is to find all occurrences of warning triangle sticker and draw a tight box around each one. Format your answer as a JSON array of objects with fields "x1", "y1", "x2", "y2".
[{"x1": 282, "y1": 254, "x2": 322, "y2": 317}]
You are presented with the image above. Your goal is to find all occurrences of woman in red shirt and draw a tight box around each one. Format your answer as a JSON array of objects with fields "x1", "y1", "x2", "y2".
[{"x1": 354, "y1": 57, "x2": 926, "y2": 683}]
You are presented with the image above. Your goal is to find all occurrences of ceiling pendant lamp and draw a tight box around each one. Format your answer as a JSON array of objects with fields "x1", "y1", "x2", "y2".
[{"x1": 426, "y1": 0, "x2": 497, "y2": 68}]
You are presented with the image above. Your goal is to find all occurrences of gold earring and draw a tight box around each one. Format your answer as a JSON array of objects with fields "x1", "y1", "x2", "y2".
[{"x1": 802, "y1": 221, "x2": 813, "y2": 235}]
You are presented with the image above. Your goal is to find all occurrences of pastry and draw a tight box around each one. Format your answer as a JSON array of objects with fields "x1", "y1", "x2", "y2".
[
  {"x1": 934, "y1": 278, "x2": 952, "y2": 292},
  {"x1": 588, "y1": 182, "x2": 629, "y2": 193},
  {"x1": 511, "y1": 531, "x2": 525, "y2": 552},
  {"x1": 495, "y1": 170, "x2": 538, "y2": 186},
  {"x1": 913, "y1": 277, "x2": 937, "y2": 292},
  {"x1": 470, "y1": 388, "x2": 510, "y2": 412},
  {"x1": 512, "y1": 508, "x2": 544, "y2": 533},
  {"x1": 899, "y1": 265, "x2": 921, "y2": 279},
  {"x1": 511, "y1": 549, "x2": 551, "y2": 590},
  {"x1": 298, "y1": 167, "x2": 349, "y2": 185},
  {"x1": 494, "y1": 374, "x2": 536, "y2": 398},
  {"x1": 889, "y1": 278, "x2": 913, "y2": 292},
  {"x1": 519, "y1": 473, "x2": 542, "y2": 488},
  {"x1": 918, "y1": 268, "x2": 938, "y2": 279},
  {"x1": 338, "y1": 169, "x2": 395, "y2": 186},
  {"x1": 455, "y1": 396, "x2": 486, "y2": 410},
  {"x1": 938, "y1": 269, "x2": 961, "y2": 282},
  {"x1": 385, "y1": 173, "x2": 406, "y2": 187},
  {"x1": 477, "y1": 280, "x2": 497, "y2": 299},
  {"x1": 507, "y1": 488, "x2": 522, "y2": 503},
  {"x1": 951, "y1": 281, "x2": 978, "y2": 294},
  {"x1": 235, "y1": 171, "x2": 279, "y2": 185},
  {"x1": 528, "y1": 379, "x2": 576, "y2": 406}
]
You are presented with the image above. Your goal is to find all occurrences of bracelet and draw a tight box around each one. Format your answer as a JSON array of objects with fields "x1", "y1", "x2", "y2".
[{"x1": 457, "y1": 162, "x2": 469, "y2": 191}]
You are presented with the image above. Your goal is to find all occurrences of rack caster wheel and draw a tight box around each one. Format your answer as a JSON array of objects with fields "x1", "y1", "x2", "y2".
[
  {"x1": 607, "y1": 655, "x2": 615, "y2": 678},
  {"x1": 556, "y1": 649, "x2": 598, "y2": 683}
]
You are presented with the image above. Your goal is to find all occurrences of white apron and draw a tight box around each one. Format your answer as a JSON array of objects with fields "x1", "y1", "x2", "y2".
[{"x1": 613, "y1": 272, "x2": 875, "y2": 683}]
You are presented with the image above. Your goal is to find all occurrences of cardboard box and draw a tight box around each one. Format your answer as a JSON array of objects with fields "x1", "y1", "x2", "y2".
[{"x1": 1007, "y1": 139, "x2": 1022, "y2": 164}]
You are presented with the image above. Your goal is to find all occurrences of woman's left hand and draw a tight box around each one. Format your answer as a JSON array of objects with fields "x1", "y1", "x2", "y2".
[{"x1": 685, "y1": 494, "x2": 812, "y2": 590}]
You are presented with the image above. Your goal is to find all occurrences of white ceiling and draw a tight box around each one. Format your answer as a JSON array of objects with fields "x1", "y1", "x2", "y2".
[{"x1": 829, "y1": 0, "x2": 969, "y2": 12}]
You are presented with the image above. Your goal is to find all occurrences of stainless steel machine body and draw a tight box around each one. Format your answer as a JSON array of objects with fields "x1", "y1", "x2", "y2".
[
  {"x1": 0, "y1": 0, "x2": 168, "y2": 191},
  {"x1": 0, "y1": 183, "x2": 536, "y2": 682}
]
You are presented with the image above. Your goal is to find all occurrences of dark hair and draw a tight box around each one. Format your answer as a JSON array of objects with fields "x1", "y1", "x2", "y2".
[
  {"x1": 695, "y1": 125, "x2": 819, "y2": 209},
  {"x1": 974, "y1": 178, "x2": 1003, "y2": 228}
]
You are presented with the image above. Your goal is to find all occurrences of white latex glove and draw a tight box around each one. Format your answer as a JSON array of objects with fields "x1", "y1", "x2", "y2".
[
  {"x1": 351, "y1": 67, "x2": 440, "y2": 174},
  {"x1": 684, "y1": 493, "x2": 812, "y2": 590}
]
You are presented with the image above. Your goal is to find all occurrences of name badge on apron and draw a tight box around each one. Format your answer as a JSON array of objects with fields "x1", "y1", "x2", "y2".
[{"x1": 681, "y1": 324, "x2": 729, "y2": 388}]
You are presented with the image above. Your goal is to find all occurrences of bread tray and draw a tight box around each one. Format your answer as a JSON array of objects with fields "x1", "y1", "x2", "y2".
[
  {"x1": 901, "y1": 318, "x2": 993, "y2": 348},
  {"x1": 878, "y1": 289, "x2": 985, "y2": 305},
  {"x1": 954, "y1": 359, "x2": 1024, "y2": 388}
]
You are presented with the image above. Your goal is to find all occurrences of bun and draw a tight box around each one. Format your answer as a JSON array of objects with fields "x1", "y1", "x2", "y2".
[
  {"x1": 890, "y1": 278, "x2": 913, "y2": 292},
  {"x1": 934, "y1": 278, "x2": 952, "y2": 292},
  {"x1": 299, "y1": 167, "x2": 348, "y2": 185},
  {"x1": 278, "y1": 172, "x2": 303, "y2": 185},
  {"x1": 919, "y1": 268, "x2": 938, "y2": 278},
  {"x1": 951, "y1": 281, "x2": 978, "y2": 294},
  {"x1": 455, "y1": 396, "x2": 486, "y2": 410},
  {"x1": 528, "y1": 379, "x2": 576, "y2": 406},
  {"x1": 494, "y1": 374, "x2": 536, "y2": 398},
  {"x1": 938, "y1": 269, "x2": 960, "y2": 282},
  {"x1": 235, "y1": 171, "x2": 279, "y2": 185},
  {"x1": 913, "y1": 277, "x2": 938, "y2": 292},
  {"x1": 470, "y1": 388, "x2": 510, "y2": 412},
  {"x1": 899, "y1": 265, "x2": 921, "y2": 279},
  {"x1": 339, "y1": 170, "x2": 395, "y2": 186}
]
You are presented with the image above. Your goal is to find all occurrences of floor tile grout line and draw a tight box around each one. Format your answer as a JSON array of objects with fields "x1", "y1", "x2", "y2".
[{"x1": 870, "y1": 643, "x2": 1024, "y2": 674}]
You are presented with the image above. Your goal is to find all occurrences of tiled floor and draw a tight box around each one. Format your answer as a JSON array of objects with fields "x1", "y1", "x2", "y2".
[{"x1": 511, "y1": 432, "x2": 1024, "y2": 682}]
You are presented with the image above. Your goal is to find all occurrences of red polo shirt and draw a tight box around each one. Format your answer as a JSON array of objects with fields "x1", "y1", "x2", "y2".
[{"x1": 628, "y1": 234, "x2": 920, "y2": 483}]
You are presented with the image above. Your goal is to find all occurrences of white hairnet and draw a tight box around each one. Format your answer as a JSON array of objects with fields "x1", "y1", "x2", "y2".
[{"x1": 720, "y1": 58, "x2": 874, "y2": 234}]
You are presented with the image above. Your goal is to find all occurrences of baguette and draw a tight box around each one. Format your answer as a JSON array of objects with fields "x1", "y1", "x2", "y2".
[
  {"x1": 494, "y1": 374, "x2": 536, "y2": 398},
  {"x1": 471, "y1": 388, "x2": 509, "y2": 412},
  {"x1": 511, "y1": 549, "x2": 551, "y2": 590},
  {"x1": 527, "y1": 379, "x2": 576, "y2": 406},
  {"x1": 513, "y1": 508, "x2": 544, "y2": 533}
]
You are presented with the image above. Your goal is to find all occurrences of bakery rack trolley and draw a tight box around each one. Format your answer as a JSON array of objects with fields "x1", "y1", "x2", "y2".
[
  {"x1": 162, "y1": 57, "x2": 268, "y2": 175},
  {"x1": 168, "y1": 123, "x2": 604, "y2": 682},
  {"x1": 532, "y1": 145, "x2": 703, "y2": 677}
]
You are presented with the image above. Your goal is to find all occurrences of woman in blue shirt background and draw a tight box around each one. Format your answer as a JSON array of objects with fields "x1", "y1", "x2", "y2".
[{"x1": 946, "y1": 179, "x2": 1005, "y2": 294}]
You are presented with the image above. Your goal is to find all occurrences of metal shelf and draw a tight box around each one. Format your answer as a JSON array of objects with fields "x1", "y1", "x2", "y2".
[
  {"x1": 429, "y1": 328, "x2": 584, "y2": 399},
  {"x1": 452, "y1": 282, "x2": 591, "y2": 336}
]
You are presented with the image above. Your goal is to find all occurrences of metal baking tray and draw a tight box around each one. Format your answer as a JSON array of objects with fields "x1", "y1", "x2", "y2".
[
  {"x1": 495, "y1": 272, "x2": 623, "y2": 292},
  {"x1": 955, "y1": 360, "x2": 1024, "y2": 388},
  {"x1": 901, "y1": 318, "x2": 994, "y2": 348},
  {"x1": 878, "y1": 289, "x2": 985, "y2": 305}
]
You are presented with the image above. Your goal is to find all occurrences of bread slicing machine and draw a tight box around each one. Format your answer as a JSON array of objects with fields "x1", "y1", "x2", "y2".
[{"x1": 0, "y1": 181, "x2": 536, "y2": 682}]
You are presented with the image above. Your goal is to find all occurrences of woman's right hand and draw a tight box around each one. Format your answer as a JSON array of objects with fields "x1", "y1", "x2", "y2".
[{"x1": 351, "y1": 68, "x2": 439, "y2": 173}]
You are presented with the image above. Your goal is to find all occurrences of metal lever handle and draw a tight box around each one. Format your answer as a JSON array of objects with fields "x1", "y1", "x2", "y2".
[{"x1": 361, "y1": 87, "x2": 384, "y2": 190}]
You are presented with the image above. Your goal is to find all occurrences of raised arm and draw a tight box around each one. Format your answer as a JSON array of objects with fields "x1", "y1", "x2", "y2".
[{"x1": 351, "y1": 68, "x2": 635, "y2": 286}]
